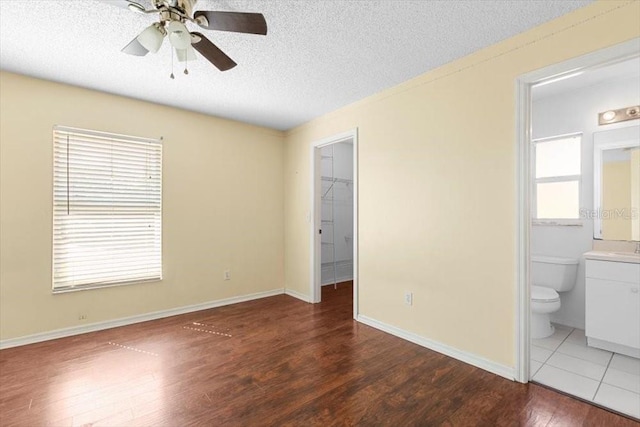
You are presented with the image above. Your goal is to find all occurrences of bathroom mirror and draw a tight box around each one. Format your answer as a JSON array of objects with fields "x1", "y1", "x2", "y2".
[{"x1": 593, "y1": 125, "x2": 640, "y2": 241}]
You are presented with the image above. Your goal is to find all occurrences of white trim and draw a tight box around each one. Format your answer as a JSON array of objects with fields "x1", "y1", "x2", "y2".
[
  {"x1": 532, "y1": 132, "x2": 584, "y2": 143},
  {"x1": 532, "y1": 219, "x2": 584, "y2": 227},
  {"x1": 352, "y1": 130, "x2": 359, "y2": 321},
  {"x1": 515, "y1": 76, "x2": 531, "y2": 383},
  {"x1": 515, "y1": 37, "x2": 640, "y2": 384},
  {"x1": 531, "y1": 219, "x2": 584, "y2": 227},
  {"x1": 310, "y1": 141, "x2": 321, "y2": 304},
  {"x1": 516, "y1": 39, "x2": 640, "y2": 87},
  {"x1": 357, "y1": 315, "x2": 515, "y2": 381},
  {"x1": 310, "y1": 129, "x2": 359, "y2": 319},
  {"x1": 0, "y1": 288, "x2": 284, "y2": 350},
  {"x1": 284, "y1": 288, "x2": 311, "y2": 303},
  {"x1": 534, "y1": 175, "x2": 581, "y2": 184},
  {"x1": 53, "y1": 125, "x2": 161, "y2": 145}
]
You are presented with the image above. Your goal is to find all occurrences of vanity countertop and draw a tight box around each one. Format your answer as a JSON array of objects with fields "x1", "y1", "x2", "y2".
[{"x1": 584, "y1": 250, "x2": 640, "y2": 264}]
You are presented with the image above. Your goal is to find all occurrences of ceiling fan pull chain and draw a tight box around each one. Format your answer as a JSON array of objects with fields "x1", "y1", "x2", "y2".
[
  {"x1": 184, "y1": 52, "x2": 189, "y2": 75},
  {"x1": 170, "y1": 47, "x2": 175, "y2": 79}
]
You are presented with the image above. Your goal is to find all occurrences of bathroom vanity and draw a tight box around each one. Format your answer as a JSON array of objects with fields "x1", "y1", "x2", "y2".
[
  {"x1": 585, "y1": 125, "x2": 640, "y2": 358},
  {"x1": 584, "y1": 252, "x2": 640, "y2": 358}
]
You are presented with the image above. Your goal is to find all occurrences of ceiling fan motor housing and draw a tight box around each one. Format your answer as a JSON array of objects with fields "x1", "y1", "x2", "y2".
[{"x1": 153, "y1": 0, "x2": 197, "y2": 19}]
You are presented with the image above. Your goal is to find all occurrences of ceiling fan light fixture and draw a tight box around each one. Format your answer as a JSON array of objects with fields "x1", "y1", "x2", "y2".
[
  {"x1": 121, "y1": 37, "x2": 149, "y2": 56},
  {"x1": 137, "y1": 23, "x2": 165, "y2": 53},
  {"x1": 176, "y1": 45, "x2": 197, "y2": 62},
  {"x1": 167, "y1": 21, "x2": 191, "y2": 50}
]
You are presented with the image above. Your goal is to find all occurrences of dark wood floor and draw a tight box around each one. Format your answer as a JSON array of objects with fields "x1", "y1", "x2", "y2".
[{"x1": 0, "y1": 282, "x2": 636, "y2": 426}]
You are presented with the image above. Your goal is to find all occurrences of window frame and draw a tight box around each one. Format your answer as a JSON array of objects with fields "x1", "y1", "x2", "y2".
[
  {"x1": 51, "y1": 125, "x2": 163, "y2": 293},
  {"x1": 531, "y1": 133, "x2": 583, "y2": 226}
]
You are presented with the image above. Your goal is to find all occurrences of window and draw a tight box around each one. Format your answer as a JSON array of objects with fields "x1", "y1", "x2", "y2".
[
  {"x1": 532, "y1": 134, "x2": 582, "y2": 221},
  {"x1": 53, "y1": 126, "x2": 162, "y2": 292}
]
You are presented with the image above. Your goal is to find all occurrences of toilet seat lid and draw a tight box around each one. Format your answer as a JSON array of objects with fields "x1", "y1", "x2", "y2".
[{"x1": 531, "y1": 286, "x2": 560, "y2": 302}]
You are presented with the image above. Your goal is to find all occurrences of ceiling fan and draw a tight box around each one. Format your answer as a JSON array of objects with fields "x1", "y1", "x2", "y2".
[{"x1": 101, "y1": 0, "x2": 267, "y2": 73}]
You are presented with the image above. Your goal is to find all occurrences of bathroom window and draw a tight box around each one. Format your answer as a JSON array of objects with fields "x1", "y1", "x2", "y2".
[
  {"x1": 532, "y1": 134, "x2": 582, "y2": 222},
  {"x1": 52, "y1": 126, "x2": 162, "y2": 292}
]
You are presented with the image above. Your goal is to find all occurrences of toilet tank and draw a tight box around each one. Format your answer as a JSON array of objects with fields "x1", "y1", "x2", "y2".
[{"x1": 531, "y1": 255, "x2": 579, "y2": 292}]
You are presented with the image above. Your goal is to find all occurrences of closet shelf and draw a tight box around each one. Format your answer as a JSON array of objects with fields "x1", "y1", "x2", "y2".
[{"x1": 321, "y1": 176, "x2": 352, "y2": 184}]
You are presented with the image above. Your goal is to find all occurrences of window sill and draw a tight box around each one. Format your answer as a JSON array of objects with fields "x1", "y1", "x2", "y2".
[
  {"x1": 52, "y1": 277, "x2": 162, "y2": 294},
  {"x1": 532, "y1": 219, "x2": 584, "y2": 227}
]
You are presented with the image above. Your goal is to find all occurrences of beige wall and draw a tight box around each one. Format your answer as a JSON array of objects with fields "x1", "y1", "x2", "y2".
[
  {"x1": 0, "y1": 72, "x2": 284, "y2": 340},
  {"x1": 602, "y1": 161, "x2": 632, "y2": 240},
  {"x1": 283, "y1": 1, "x2": 640, "y2": 367}
]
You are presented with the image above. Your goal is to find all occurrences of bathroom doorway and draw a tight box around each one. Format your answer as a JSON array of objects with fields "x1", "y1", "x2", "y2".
[
  {"x1": 516, "y1": 38, "x2": 640, "y2": 419},
  {"x1": 311, "y1": 129, "x2": 358, "y2": 318}
]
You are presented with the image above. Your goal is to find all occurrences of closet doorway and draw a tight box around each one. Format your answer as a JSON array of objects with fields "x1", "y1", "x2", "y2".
[{"x1": 311, "y1": 129, "x2": 358, "y2": 318}]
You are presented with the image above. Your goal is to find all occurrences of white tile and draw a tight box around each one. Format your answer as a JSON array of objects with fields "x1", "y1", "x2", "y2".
[
  {"x1": 609, "y1": 353, "x2": 640, "y2": 376},
  {"x1": 531, "y1": 336, "x2": 564, "y2": 351},
  {"x1": 556, "y1": 341, "x2": 613, "y2": 366},
  {"x1": 530, "y1": 360, "x2": 543, "y2": 377},
  {"x1": 594, "y1": 383, "x2": 640, "y2": 419},
  {"x1": 531, "y1": 345, "x2": 553, "y2": 363},
  {"x1": 546, "y1": 352, "x2": 607, "y2": 381},
  {"x1": 533, "y1": 364, "x2": 600, "y2": 401},
  {"x1": 565, "y1": 328, "x2": 586, "y2": 345},
  {"x1": 603, "y1": 367, "x2": 640, "y2": 394}
]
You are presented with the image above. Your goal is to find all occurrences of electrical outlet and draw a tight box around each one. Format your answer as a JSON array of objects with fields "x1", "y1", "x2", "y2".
[
  {"x1": 404, "y1": 292, "x2": 413, "y2": 306},
  {"x1": 78, "y1": 314, "x2": 88, "y2": 321},
  {"x1": 224, "y1": 270, "x2": 231, "y2": 281}
]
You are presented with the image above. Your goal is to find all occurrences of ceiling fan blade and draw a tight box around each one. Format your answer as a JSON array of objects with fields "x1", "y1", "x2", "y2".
[
  {"x1": 190, "y1": 33, "x2": 237, "y2": 71},
  {"x1": 194, "y1": 11, "x2": 267, "y2": 35},
  {"x1": 96, "y1": 0, "x2": 144, "y2": 10},
  {"x1": 121, "y1": 37, "x2": 149, "y2": 56}
]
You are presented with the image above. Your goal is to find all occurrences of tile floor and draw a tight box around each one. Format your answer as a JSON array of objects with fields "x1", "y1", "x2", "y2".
[{"x1": 531, "y1": 324, "x2": 640, "y2": 419}]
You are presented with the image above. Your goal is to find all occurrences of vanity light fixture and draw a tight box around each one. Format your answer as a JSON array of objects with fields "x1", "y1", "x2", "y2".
[
  {"x1": 598, "y1": 105, "x2": 640, "y2": 126},
  {"x1": 601, "y1": 110, "x2": 616, "y2": 121}
]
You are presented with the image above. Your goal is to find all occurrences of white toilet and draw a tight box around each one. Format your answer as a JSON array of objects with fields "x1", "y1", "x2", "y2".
[{"x1": 530, "y1": 255, "x2": 579, "y2": 339}]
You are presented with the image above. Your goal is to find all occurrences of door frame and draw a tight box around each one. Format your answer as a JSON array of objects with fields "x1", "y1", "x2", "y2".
[
  {"x1": 514, "y1": 38, "x2": 639, "y2": 383},
  {"x1": 310, "y1": 129, "x2": 359, "y2": 319}
]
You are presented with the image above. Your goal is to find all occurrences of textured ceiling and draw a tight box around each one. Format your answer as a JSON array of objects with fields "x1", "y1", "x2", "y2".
[{"x1": 0, "y1": 0, "x2": 593, "y2": 130}]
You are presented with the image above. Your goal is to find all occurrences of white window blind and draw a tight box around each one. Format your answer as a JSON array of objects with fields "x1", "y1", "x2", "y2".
[{"x1": 53, "y1": 126, "x2": 162, "y2": 292}]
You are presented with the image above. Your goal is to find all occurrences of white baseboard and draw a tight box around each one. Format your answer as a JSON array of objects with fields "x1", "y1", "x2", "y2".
[
  {"x1": 550, "y1": 316, "x2": 584, "y2": 331},
  {"x1": 321, "y1": 260, "x2": 353, "y2": 285},
  {"x1": 284, "y1": 288, "x2": 311, "y2": 303},
  {"x1": 357, "y1": 314, "x2": 515, "y2": 381},
  {"x1": 321, "y1": 275, "x2": 353, "y2": 286},
  {"x1": 0, "y1": 288, "x2": 284, "y2": 350}
]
